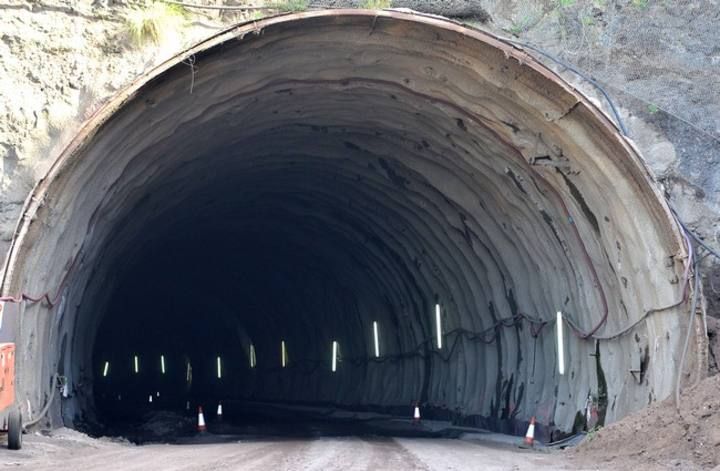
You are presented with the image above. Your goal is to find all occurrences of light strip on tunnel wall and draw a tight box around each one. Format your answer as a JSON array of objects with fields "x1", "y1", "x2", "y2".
[
  {"x1": 373, "y1": 321, "x2": 380, "y2": 358},
  {"x1": 332, "y1": 341, "x2": 338, "y2": 372},
  {"x1": 557, "y1": 311, "x2": 565, "y2": 376},
  {"x1": 102, "y1": 361, "x2": 109, "y2": 377},
  {"x1": 161, "y1": 355, "x2": 166, "y2": 374},
  {"x1": 217, "y1": 356, "x2": 222, "y2": 379},
  {"x1": 281, "y1": 341, "x2": 287, "y2": 368},
  {"x1": 134, "y1": 355, "x2": 139, "y2": 374},
  {"x1": 435, "y1": 304, "x2": 443, "y2": 349},
  {"x1": 250, "y1": 344, "x2": 256, "y2": 368}
]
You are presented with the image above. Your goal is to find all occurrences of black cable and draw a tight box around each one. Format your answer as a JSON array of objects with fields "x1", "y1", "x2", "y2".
[
  {"x1": 681, "y1": 222, "x2": 720, "y2": 261},
  {"x1": 500, "y1": 40, "x2": 720, "y2": 266},
  {"x1": 496, "y1": 40, "x2": 720, "y2": 266},
  {"x1": 501, "y1": 38, "x2": 628, "y2": 136},
  {"x1": 676, "y1": 246, "x2": 701, "y2": 408}
]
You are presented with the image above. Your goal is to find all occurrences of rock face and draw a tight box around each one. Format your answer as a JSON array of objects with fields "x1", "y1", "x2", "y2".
[{"x1": 313, "y1": 0, "x2": 491, "y2": 19}]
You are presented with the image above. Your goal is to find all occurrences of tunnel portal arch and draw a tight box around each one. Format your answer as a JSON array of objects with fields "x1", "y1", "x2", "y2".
[{"x1": 0, "y1": 10, "x2": 700, "y2": 438}]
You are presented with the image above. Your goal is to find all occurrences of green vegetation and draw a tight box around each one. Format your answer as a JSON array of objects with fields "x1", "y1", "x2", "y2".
[
  {"x1": 585, "y1": 425, "x2": 602, "y2": 442},
  {"x1": 632, "y1": 0, "x2": 649, "y2": 8},
  {"x1": 557, "y1": 0, "x2": 576, "y2": 7},
  {"x1": 125, "y1": 1, "x2": 187, "y2": 46},
  {"x1": 508, "y1": 15, "x2": 534, "y2": 35},
  {"x1": 581, "y1": 15, "x2": 595, "y2": 26},
  {"x1": 647, "y1": 103, "x2": 660, "y2": 114},
  {"x1": 273, "y1": 0, "x2": 309, "y2": 12},
  {"x1": 362, "y1": 0, "x2": 393, "y2": 8}
]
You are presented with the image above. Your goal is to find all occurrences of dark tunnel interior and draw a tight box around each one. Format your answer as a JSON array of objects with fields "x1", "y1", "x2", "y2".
[{"x1": 90, "y1": 161, "x2": 453, "y2": 437}]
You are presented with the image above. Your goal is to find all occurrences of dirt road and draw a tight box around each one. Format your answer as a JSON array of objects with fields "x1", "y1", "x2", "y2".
[{"x1": 0, "y1": 429, "x2": 581, "y2": 471}]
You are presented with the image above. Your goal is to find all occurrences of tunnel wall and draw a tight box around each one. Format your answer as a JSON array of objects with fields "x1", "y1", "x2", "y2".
[{"x1": 0, "y1": 10, "x2": 700, "y2": 436}]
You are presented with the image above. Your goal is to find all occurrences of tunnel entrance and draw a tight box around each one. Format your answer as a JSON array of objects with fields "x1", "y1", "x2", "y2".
[{"x1": 0, "y1": 10, "x2": 697, "y2": 442}]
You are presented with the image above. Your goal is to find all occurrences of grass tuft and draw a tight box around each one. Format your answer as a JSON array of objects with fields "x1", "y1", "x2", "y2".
[
  {"x1": 362, "y1": 0, "x2": 393, "y2": 8},
  {"x1": 125, "y1": 2, "x2": 187, "y2": 46},
  {"x1": 273, "y1": 0, "x2": 309, "y2": 12}
]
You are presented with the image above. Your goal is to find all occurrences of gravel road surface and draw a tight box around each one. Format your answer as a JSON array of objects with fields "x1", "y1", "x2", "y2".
[{"x1": 0, "y1": 428, "x2": 582, "y2": 470}]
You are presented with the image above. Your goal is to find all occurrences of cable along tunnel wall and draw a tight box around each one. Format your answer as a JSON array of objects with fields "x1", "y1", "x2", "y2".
[{"x1": 0, "y1": 10, "x2": 699, "y2": 438}]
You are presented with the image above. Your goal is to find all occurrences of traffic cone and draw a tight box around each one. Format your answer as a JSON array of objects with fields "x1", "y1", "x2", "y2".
[
  {"x1": 217, "y1": 402, "x2": 223, "y2": 421},
  {"x1": 413, "y1": 402, "x2": 421, "y2": 424},
  {"x1": 524, "y1": 416, "x2": 536, "y2": 447},
  {"x1": 197, "y1": 406, "x2": 207, "y2": 433}
]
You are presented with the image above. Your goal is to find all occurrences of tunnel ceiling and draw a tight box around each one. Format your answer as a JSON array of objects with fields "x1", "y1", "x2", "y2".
[{"x1": 0, "y1": 10, "x2": 696, "y2": 435}]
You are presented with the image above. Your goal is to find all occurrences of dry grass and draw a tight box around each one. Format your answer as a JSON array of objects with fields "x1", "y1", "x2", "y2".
[
  {"x1": 272, "y1": 0, "x2": 309, "y2": 12},
  {"x1": 362, "y1": 0, "x2": 393, "y2": 8},
  {"x1": 125, "y1": 2, "x2": 187, "y2": 46}
]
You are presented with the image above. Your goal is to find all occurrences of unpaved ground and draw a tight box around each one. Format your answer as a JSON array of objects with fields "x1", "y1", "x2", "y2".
[
  {"x1": 0, "y1": 428, "x2": 580, "y2": 470},
  {"x1": 569, "y1": 374, "x2": 720, "y2": 470}
]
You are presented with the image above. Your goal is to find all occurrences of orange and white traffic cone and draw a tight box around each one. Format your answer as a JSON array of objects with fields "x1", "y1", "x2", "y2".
[
  {"x1": 217, "y1": 402, "x2": 223, "y2": 421},
  {"x1": 197, "y1": 406, "x2": 207, "y2": 433},
  {"x1": 413, "y1": 402, "x2": 421, "y2": 424},
  {"x1": 524, "y1": 416, "x2": 536, "y2": 447}
]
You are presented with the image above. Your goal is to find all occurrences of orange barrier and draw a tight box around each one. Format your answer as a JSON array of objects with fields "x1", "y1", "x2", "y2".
[{"x1": 0, "y1": 344, "x2": 16, "y2": 412}]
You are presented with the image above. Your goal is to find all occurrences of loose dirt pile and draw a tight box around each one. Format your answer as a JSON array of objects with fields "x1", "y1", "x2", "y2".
[
  {"x1": 570, "y1": 374, "x2": 720, "y2": 470},
  {"x1": 137, "y1": 410, "x2": 196, "y2": 439}
]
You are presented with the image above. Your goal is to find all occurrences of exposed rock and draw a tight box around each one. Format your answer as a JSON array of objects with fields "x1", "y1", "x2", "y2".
[{"x1": 312, "y1": 0, "x2": 491, "y2": 20}]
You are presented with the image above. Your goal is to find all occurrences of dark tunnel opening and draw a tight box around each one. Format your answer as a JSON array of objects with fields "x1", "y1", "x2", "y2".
[
  {"x1": 89, "y1": 158, "x2": 466, "y2": 439},
  {"x1": 1, "y1": 11, "x2": 695, "y2": 444}
]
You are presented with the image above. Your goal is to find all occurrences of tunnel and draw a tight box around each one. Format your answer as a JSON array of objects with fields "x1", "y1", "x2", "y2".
[{"x1": 0, "y1": 10, "x2": 701, "y2": 441}]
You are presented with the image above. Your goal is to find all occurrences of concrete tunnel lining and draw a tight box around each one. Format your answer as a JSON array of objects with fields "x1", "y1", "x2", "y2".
[{"x1": 0, "y1": 10, "x2": 697, "y2": 438}]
